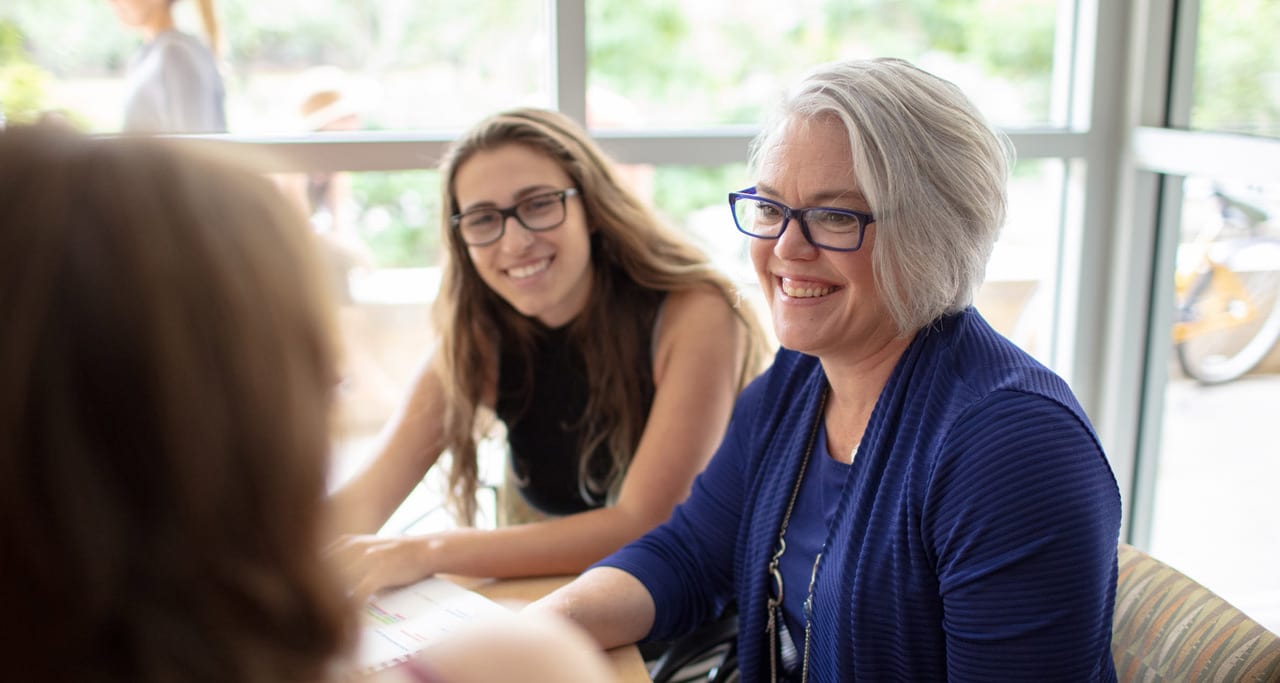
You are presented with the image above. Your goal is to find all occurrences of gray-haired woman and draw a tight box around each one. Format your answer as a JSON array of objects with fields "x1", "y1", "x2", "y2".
[{"x1": 534, "y1": 57, "x2": 1121, "y2": 682}]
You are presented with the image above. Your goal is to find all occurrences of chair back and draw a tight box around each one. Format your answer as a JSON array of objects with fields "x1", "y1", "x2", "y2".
[{"x1": 1112, "y1": 543, "x2": 1280, "y2": 682}]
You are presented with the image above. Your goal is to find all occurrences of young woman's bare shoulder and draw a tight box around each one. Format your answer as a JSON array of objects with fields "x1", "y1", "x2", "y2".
[
  {"x1": 651, "y1": 284, "x2": 744, "y2": 379},
  {"x1": 659, "y1": 284, "x2": 739, "y2": 336}
]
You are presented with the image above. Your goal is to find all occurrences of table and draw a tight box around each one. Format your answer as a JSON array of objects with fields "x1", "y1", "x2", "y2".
[
  {"x1": 450, "y1": 574, "x2": 651, "y2": 683},
  {"x1": 364, "y1": 574, "x2": 651, "y2": 683}
]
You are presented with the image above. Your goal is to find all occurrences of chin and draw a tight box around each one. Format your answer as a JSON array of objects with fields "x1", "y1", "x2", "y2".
[{"x1": 771, "y1": 329, "x2": 811, "y2": 354}]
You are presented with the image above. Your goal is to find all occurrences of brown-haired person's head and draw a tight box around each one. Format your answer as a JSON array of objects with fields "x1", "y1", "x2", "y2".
[{"x1": 0, "y1": 125, "x2": 353, "y2": 682}]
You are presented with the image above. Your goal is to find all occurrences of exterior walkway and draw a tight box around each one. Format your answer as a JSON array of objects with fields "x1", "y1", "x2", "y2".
[{"x1": 1150, "y1": 371, "x2": 1280, "y2": 634}]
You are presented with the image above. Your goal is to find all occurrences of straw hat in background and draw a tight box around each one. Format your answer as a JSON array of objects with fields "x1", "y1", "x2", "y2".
[{"x1": 293, "y1": 66, "x2": 381, "y2": 132}]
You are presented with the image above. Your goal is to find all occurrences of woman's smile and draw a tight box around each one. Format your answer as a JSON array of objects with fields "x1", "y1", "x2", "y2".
[
  {"x1": 779, "y1": 276, "x2": 839, "y2": 299},
  {"x1": 506, "y1": 256, "x2": 554, "y2": 281}
]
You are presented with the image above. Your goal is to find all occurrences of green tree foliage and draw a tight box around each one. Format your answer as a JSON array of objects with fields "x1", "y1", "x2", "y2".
[
  {"x1": 653, "y1": 164, "x2": 744, "y2": 221},
  {"x1": 0, "y1": 20, "x2": 21, "y2": 62},
  {"x1": 1193, "y1": 0, "x2": 1280, "y2": 136},
  {"x1": 352, "y1": 170, "x2": 443, "y2": 268},
  {"x1": 586, "y1": 0, "x2": 1058, "y2": 236},
  {"x1": 2, "y1": 1, "x2": 135, "y2": 74},
  {"x1": 0, "y1": 19, "x2": 53, "y2": 125},
  {"x1": 589, "y1": 1, "x2": 691, "y2": 102},
  {"x1": 11, "y1": 0, "x2": 1275, "y2": 267}
]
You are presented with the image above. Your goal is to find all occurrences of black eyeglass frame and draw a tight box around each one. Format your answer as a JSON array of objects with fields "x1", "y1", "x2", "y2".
[
  {"x1": 728, "y1": 186, "x2": 874, "y2": 252},
  {"x1": 450, "y1": 187, "x2": 580, "y2": 246}
]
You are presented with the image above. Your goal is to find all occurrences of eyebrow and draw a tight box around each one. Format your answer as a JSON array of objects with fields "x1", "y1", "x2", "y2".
[
  {"x1": 459, "y1": 184, "x2": 562, "y2": 212},
  {"x1": 755, "y1": 182, "x2": 867, "y2": 207}
]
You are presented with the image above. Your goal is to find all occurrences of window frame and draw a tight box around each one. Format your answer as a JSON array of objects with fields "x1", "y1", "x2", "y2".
[{"x1": 157, "y1": 0, "x2": 1280, "y2": 548}]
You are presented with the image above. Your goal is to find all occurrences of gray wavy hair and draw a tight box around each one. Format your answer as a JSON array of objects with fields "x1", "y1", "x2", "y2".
[{"x1": 750, "y1": 57, "x2": 1014, "y2": 335}]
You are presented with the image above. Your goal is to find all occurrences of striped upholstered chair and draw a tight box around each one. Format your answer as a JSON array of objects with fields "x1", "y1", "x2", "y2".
[{"x1": 1112, "y1": 543, "x2": 1280, "y2": 682}]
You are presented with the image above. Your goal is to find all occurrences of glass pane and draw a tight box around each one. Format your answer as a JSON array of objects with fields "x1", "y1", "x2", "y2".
[
  {"x1": 586, "y1": 0, "x2": 1062, "y2": 129},
  {"x1": 312, "y1": 168, "x2": 440, "y2": 439},
  {"x1": 321, "y1": 169, "x2": 441, "y2": 521},
  {"x1": 1191, "y1": 0, "x2": 1280, "y2": 137},
  {"x1": 1, "y1": 0, "x2": 549, "y2": 133},
  {"x1": 1149, "y1": 176, "x2": 1280, "y2": 633},
  {"x1": 979, "y1": 159, "x2": 1064, "y2": 363}
]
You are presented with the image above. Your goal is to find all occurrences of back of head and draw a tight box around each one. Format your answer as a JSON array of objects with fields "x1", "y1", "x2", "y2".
[
  {"x1": 753, "y1": 57, "x2": 1013, "y2": 334},
  {"x1": 0, "y1": 125, "x2": 353, "y2": 682}
]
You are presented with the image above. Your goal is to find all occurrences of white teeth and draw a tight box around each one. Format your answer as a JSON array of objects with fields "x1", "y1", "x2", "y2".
[
  {"x1": 508, "y1": 258, "x2": 551, "y2": 279},
  {"x1": 782, "y1": 281, "x2": 835, "y2": 298}
]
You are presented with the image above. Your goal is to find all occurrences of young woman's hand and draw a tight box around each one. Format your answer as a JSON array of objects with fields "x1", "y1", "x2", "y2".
[{"x1": 327, "y1": 533, "x2": 437, "y2": 601}]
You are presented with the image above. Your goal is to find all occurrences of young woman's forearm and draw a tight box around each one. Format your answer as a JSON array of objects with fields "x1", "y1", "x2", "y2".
[
  {"x1": 329, "y1": 361, "x2": 450, "y2": 535},
  {"x1": 422, "y1": 502, "x2": 661, "y2": 578}
]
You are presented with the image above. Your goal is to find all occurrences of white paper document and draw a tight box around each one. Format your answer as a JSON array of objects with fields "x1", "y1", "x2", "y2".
[{"x1": 353, "y1": 577, "x2": 509, "y2": 674}]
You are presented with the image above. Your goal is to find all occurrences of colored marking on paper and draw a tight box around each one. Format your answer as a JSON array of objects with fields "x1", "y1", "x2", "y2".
[{"x1": 365, "y1": 602, "x2": 406, "y2": 625}]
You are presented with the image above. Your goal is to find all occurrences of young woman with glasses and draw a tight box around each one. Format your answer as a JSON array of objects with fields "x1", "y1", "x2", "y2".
[
  {"x1": 533, "y1": 59, "x2": 1122, "y2": 681},
  {"x1": 329, "y1": 108, "x2": 769, "y2": 598}
]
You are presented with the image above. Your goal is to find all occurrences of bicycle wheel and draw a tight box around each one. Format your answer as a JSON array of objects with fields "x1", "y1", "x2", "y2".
[{"x1": 1176, "y1": 237, "x2": 1280, "y2": 383}]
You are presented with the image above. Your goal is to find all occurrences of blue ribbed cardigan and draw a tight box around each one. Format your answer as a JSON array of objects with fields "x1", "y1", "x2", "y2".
[{"x1": 599, "y1": 308, "x2": 1121, "y2": 681}]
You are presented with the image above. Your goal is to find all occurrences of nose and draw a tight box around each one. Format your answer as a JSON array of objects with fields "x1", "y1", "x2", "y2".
[
  {"x1": 772, "y1": 214, "x2": 818, "y2": 259},
  {"x1": 498, "y1": 214, "x2": 535, "y2": 252}
]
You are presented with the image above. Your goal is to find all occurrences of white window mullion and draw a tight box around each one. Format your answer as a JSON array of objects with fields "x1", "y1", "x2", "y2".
[{"x1": 551, "y1": 0, "x2": 588, "y2": 126}]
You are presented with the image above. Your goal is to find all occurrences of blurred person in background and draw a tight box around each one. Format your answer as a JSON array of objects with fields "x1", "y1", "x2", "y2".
[
  {"x1": 328, "y1": 108, "x2": 770, "y2": 598},
  {"x1": 107, "y1": 0, "x2": 226, "y2": 133},
  {"x1": 282, "y1": 65, "x2": 380, "y2": 303},
  {"x1": 0, "y1": 123, "x2": 617, "y2": 683}
]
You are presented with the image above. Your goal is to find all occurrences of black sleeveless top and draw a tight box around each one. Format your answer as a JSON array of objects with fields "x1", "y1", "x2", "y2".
[{"x1": 494, "y1": 300, "x2": 661, "y2": 516}]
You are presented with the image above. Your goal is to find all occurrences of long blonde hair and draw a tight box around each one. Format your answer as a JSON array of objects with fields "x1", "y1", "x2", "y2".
[
  {"x1": 170, "y1": 0, "x2": 221, "y2": 56},
  {"x1": 433, "y1": 108, "x2": 767, "y2": 523},
  {"x1": 193, "y1": 0, "x2": 220, "y2": 56},
  {"x1": 0, "y1": 125, "x2": 353, "y2": 683}
]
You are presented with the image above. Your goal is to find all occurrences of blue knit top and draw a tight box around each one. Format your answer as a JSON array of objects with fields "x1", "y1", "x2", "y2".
[{"x1": 598, "y1": 308, "x2": 1121, "y2": 682}]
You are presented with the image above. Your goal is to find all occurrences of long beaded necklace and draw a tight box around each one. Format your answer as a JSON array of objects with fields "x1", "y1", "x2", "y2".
[{"x1": 765, "y1": 386, "x2": 827, "y2": 683}]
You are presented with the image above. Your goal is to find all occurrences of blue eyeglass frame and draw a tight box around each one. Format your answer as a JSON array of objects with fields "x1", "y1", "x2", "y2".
[{"x1": 728, "y1": 186, "x2": 874, "y2": 252}]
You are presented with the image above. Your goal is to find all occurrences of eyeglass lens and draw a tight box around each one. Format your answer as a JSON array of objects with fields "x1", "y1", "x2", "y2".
[
  {"x1": 457, "y1": 191, "x2": 569, "y2": 245},
  {"x1": 732, "y1": 196, "x2": 867, "y2": 251}
]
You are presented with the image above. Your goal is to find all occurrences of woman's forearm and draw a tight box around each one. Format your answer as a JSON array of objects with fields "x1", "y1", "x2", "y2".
[
  {"x1": 329, "y1": 360, "x2": 451, "y2": 536},
  {"x1": 527, "y1": 566, "x2": 656, "y2": 650},
  {"x1": 423, "y1": 503, "x2": 659, "y2": 578}
]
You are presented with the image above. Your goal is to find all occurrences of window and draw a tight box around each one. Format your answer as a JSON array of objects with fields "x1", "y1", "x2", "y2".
[
  {"x1": 1191, "y1": 0, "x2": 1280, "y2": 138},
  {"x1": 586, "y1": 0, "x2": 1063, "y2": 129},
  {"x1": 1124, "y1": 0, "x2": 1280, "y2": 635},
  {"x1": 10, "y1": 1, "x2": 1163, "y2": 555},
  {"x1": 1148, "y1": 176, "x2": 1280, "y2": 632},
  {"x1": 3, "y1": 0, "x2": 551, "y2": 133}
]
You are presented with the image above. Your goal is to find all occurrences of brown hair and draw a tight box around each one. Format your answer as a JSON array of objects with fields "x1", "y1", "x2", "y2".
[
  {"x1": 0, "y1": 125, "x2": 353, "y2": 682},
  {"x1": 432, "y1": 108, "x2": 768, "y2": 523}
]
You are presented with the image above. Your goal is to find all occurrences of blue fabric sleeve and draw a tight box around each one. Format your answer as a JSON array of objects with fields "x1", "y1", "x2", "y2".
[
  {"x1": 924, "y1": 390, "x2": 1121, "y2": 681},
  {"x1": 593, "y1": 373, "x2": 766, "y2": 642}
]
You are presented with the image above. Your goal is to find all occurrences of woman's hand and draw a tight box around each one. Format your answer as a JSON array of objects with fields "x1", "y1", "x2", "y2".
[{"x1": 327, "y1": 533, "x2": 436, "y2": 601}]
